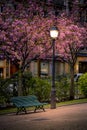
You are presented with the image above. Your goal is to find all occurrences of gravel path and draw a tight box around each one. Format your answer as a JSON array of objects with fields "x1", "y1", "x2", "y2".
[{"x1": 0, "y1": 103, "x2": 87, "y2": 130}]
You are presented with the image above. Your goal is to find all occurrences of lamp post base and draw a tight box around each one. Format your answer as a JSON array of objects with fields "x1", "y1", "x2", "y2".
[{"x1": 50, "y1": 88, "x2": 56, "y2": 109}]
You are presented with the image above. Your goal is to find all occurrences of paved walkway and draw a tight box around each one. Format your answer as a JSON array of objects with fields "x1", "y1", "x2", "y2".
[{"x1": 0, "y1": 103, "x2": 87, "y2": 130}]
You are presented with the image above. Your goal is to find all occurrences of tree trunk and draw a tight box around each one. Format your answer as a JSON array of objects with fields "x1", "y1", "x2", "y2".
[
  {"x1": 37, "y1": 59, "x2": 41, "y2": 77},
  {"x1": 69, "y1": 65, "x2": 75, "y2": 100},
  {"x1": 18, "y1": 66, "x2": 23, "y2": 96}
]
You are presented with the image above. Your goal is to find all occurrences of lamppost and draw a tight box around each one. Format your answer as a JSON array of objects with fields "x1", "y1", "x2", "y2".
[{"x1": 50, "y1": 26, "x2": 59, "y2": 109}]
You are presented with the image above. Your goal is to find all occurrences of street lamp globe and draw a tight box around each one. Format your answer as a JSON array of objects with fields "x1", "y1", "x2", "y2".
[{"x1": 50, "y1": 26, "x2": 59, "y2": 39}]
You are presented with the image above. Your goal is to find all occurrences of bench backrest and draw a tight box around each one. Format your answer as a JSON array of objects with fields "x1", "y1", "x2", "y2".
[{"x1": 10, "y1": 95, "x2": 41, "y2": 107}]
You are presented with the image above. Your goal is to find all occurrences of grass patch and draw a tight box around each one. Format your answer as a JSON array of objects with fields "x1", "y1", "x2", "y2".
[
  {"x1": 0, "y1": 107, "x2": 17, "y2": 115},
  {"x1": 57, "y1": 98, "x2": 87, "y2": 107},
  {"x1": 0, "y1": 106, "x2": 35, "y2": 115},
  {"x1": 0, "y1": 98, "x2": 87, "y2": 115}
]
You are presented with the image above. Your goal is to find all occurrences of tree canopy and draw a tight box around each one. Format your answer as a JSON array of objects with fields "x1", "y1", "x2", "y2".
[{"x1": 0, "y1": 0, "x2": 86, "y2": 97}]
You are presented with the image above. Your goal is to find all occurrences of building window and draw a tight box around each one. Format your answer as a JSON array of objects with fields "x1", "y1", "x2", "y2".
[
  {"x1": 0, "y1": 68, "x2": 3, "y2": 78},
  {"x1": 79, "y1": 0, "x2": 86, "y2": 4},
  {"x1": 41, "y1": 62, "x2": 49, "y2": 77},
  {"x1": 0, "y1": 6, "x2": 3, "y2": 12},
  {"x1": 79, "y1": 62, "x2": 87, "y2": 73}
]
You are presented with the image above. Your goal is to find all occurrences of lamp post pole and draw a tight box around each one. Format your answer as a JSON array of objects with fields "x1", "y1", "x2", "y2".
[
  {"x1": 50, "y1": 26, "x2": 59, "y2": 109},
  {"x1": 51, "y1": 39, "x2": 56, "y2": 109}
]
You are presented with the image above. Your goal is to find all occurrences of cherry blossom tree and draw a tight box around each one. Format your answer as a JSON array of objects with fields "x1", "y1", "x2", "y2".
[
  {"x1": 0, "y1": 0, "x2": 53, "y2": 95},
  {"x1": 0, "y1": 17, "x2": 41, "y2": 95},
  {"x1": 56, "y1": 16, "x2": 87, "y2": 100}
]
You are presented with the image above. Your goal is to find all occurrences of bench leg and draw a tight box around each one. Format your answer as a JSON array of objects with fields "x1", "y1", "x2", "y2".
[
  {"x1": 22, "y1": 107, "x2": 27, "y2": 114},
  {"x1": 16, "y1": 107, "x2": 27, "y2": 115},
  {"x1": 34, "y1": 105, "x2": 45, "y2": 112},
  {"x1": 16, "y1": 108, "x2": 20, "y2": 115}
]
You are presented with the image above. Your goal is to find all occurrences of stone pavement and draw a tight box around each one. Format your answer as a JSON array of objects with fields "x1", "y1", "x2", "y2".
[{"x1": 0, "y1": 103, "x2": 87, "y2": 130}]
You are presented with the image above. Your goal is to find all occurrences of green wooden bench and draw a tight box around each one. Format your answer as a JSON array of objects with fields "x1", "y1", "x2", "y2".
[{"x1": 10, "y1": 95, "x2": 47, "y2": 114}]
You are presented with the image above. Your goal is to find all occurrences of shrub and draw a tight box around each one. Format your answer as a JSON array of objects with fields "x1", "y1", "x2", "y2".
[
  {"x1": 55, "y1": 74, "x2": 70, "y2": 101},
  {"x1": 22, "y1": 71, "x2": 32, "y2": 95},
  {"x1": 78, "y1": 73, "x2": 87, "y2": 97},
  {"x1": 29, "y1": 77, "x2": 51, "y2": 102},
  {"x1": 11, "y1": 71, "x2": 33, "y2": 96},
  {"x1": 0, "y1": 77, "x2": 13, "y2": 105}
]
